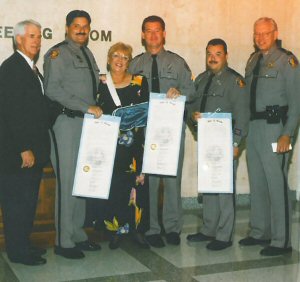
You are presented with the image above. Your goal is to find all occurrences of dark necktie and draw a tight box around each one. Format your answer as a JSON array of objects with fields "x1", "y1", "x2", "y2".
[
  {"x1": 151, "y1": 54, "x2": 160, "y2": 93},
  {"x1": 80, "y1": 46, "x2": 97, "y2": 99},
  {"x1": 200, "y1": 73, "x2": 215, "y2": 112},
  {"x1": 32, "y1": 64, "x2": 44, "y2": 93},
  {"x1": 250, "y1": 54, "x2": 263, "y2": 114}
]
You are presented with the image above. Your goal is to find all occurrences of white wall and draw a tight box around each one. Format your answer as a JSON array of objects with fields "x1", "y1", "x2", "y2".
[{"x1": 0, "y1": 0, "x2": 299, "y2": 195}]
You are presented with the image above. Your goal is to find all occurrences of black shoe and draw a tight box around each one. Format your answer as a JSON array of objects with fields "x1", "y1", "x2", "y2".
[
  {"x1": 132, "y1": 232, "x2": 150, "y2": 249},
  {"x1": 75, "y1": 240, "x2": 101, "y2": 251},
  {"x1": 239, "y1": 236, "x2": 271, "y2": 246},
  {"x1": 206, "y1": 240, "x2": 232, "y2": 251},
  {"x1": 260, "y1": 246, "x2": 292, "y2": 256},
  {"x1": 146, "y1": 234, "x2": 165, "y2": 248},
  {"x1": 186, "y1": 232, "x2": 215, "y2": 242},
  {"x1": 10, "y1": 254, "x2": 47, "y2": 266},
  {"x1": 29, "y1": 246, "x2": 47, "y2": 256},
  {"x1": 54, "y1": 246, "x2": 85, "y2": 259},
  {"x1": 166, "y1": 232, "x2": 181, "y2": 245}
]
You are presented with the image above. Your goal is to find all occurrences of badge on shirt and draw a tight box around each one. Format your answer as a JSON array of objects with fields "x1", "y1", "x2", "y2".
[{"x1": 236, "y1": 77, "x2": 246, "y2": 88}]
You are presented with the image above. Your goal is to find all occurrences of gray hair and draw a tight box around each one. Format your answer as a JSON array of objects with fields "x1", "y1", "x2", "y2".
[
  {"x1": 13, "y1": 19, "x2": 41, "y2": 44},
  {"x1": 254, "y1": 17, "x2": 278, "y2": 31}
]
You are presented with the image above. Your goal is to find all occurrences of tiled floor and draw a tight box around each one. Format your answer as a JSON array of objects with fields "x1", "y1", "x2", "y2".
[{"x1": 1, "y1": 205, "x2": 299, "y2": 282}]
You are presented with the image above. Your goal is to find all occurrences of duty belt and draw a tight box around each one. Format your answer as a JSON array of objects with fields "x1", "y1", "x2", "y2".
[{"x1": 250, "y1": 105, "x2": 288, "y2": 121}]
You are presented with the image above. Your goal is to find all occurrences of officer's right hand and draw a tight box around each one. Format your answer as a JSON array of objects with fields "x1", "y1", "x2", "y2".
[
  {"x1": 192, "y1": 111, "x2": 202, "y2": 122},
  {"x1": 88, "y1": 105, "x2": 103, "y2": 118}
]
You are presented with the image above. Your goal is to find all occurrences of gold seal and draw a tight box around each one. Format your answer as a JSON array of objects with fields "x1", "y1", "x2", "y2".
[
  {"x1": 150, "y1": 144, "x2": 157, "y2": 150},
  {"x1": 50, "y1": 49, "x2": 60, "y2": 59},
  {"x1": 83, "y1": 165, "x2": 90, "y2": 172}
]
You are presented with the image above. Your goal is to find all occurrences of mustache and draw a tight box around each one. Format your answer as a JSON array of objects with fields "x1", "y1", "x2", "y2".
[
  {"x1": 208, "y1": 60, "x2": 218, "y2": 64},
  {"x1": 76, "y1": 32, "x2": 87, "y2": 36}
]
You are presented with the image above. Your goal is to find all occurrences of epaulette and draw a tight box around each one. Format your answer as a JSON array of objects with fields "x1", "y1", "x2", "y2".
[
  {"x1": 278, "y1": 47, "x2": 293, "y2": 56},
  {"x1": 279, "y1": 47, "x2": 299, "y2": 68},
  {"x1": 51, "y1": 40, "x2": 68, "y2": 49},
  {"x1": 166, "y1": 51, "x2": 191, "y2": 72},
  {"x1": 227, "y1": 68, "x2": 246, "y2": 88},
  {"x1": 132, "y1": 52, "x2": 144, "y2": 59},
  {"x1": 246, "y1": 51, "x2": 258, "y2": 65},
  {"x1": 227, "y1": 67, "x2": 243, "y2": 78},
  {"x1": 167, "y1": 50, "x2": 185, "y2": 60}
]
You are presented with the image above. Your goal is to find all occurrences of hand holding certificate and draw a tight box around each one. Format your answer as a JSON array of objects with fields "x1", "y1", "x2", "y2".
[
  {"x1": 197, "y1": 112, "x2": 233, "y2": 193},
  {"x1": 142, "y1": 93, "x2": 186, "y2": 176},
  {"x1": 72, "y1": 114, "x2": 120, "y2": 199}
]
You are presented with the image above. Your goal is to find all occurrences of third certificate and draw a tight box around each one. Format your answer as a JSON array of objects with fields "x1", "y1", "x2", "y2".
[{"x1": 197, "y1": 113, "x2": 233, "y2": 193}]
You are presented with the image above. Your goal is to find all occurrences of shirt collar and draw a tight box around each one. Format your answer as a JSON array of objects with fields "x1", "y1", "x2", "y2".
[{"x1": 17, "y1": 50, "x2": 34, "y2": 68}]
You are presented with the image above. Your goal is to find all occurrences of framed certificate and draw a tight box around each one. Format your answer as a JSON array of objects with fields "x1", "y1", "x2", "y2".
[
  {"x1": 142, "y1": 93, "x2": 186, "y2": 176},
  {"x1": 72, "y1": 114, "x2": 120, "y2": 199},
  {"x1": 197, "y1": 112, "x2": 233, "y2": 193}
]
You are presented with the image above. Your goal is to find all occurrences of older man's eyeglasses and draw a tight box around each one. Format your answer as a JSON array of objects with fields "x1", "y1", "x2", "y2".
[
  {"x1": 254, "y1": 30, "x2": 275, "y2": 38},
  {"x1": 111, "y1": 53, "x2": 130, "y2": 61}
]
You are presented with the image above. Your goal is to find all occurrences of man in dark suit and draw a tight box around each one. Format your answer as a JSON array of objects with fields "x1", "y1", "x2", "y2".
[{"x1": 0, "y1": 19, "x2": 50, "y2": 266}]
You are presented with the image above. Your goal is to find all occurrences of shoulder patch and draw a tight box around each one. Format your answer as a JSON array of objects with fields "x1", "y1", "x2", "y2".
[
  {"x1": 131, "y1": 75, "x2": 143, "y2": 86},
  {"x1": 279, "y1": 48, "x2": 299, "y2": 68},
  {"x1": 288, "y1": 56, "x2": 299, "y2": 68},
  {"x1": 50, "y1": 49, "x2": 60, "y2": 59},
  {"x1": 236, "y1": 77, "x2": 246, "y2": 88},
  {"x1": 227, "y1": 67, "x2": 246, "y2": 88}
]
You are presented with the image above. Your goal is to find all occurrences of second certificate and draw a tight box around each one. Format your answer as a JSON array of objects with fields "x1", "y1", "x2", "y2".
[{"x1": 142, "y1": 93, "x2": 186, "y2": 176}]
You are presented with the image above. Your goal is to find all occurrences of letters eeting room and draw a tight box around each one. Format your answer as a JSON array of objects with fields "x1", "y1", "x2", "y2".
[{"x1": 0, "y1": 1, "x2": 300, "y2": 282}]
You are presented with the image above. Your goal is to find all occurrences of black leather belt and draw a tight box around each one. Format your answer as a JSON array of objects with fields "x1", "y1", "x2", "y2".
[{"x1": 62, "y1": 107, "x2": 84, "y2": 118}]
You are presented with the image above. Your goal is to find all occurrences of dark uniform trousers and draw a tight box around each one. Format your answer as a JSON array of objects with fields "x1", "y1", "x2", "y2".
[
  {"x1": 247, "y1": 120, "x2": 292, "y2": 248},
  {"x1": 0, "y1": 166, "x2": 43, "y2": 260}
]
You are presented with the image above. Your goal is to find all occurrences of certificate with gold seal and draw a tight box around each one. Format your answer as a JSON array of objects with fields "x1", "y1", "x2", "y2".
[
  {"x1": 142, "y1": 93, "x2": 186, "y2": 176},
  {"x1": 197, "y1": 113, "x2": 233, "y2": 193},
  {"x1": 72, "y1": 114, "x2": 120, "y2": 199}
]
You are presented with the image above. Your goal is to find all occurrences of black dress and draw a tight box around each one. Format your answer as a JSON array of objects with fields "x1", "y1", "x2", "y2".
[{"x1": 95, "y1": 74, "x2": 150, "y2": 235}]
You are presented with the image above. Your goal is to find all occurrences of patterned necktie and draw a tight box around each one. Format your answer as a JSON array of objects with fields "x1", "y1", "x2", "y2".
[
  {"x1": 151, "y1": 54, "x2": 160, "y2": 93},
  {"x1": 80, "y1": 46, "x2": 97, "y2": 100},
  {"x1": 200, "y1": 73, "x2": 215, "y2": 112},
  {"x1": 250, "y1": 54, "x2": 263, "y2": 114},
  {"x1": 32, "y1": 64, "x2": 38, "y2": 76}
]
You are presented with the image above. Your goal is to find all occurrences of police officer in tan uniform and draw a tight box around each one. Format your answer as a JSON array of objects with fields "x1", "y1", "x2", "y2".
[
  {"x1": 129, "y1": 15, "x2": 195, "y2": 247},
  {"x1": 187, "y1": 38, "x2": 249, "y2": 250},
  {"x1": 44, "y1": 10, "x2": 102, "y2": 259},
  {"x1": 239, "y1": 17, "x2": 300, "y2": 256}
]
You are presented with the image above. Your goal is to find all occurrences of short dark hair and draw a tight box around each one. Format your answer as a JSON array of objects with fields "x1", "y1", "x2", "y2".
[
  {"x1": 142, "y1": 15, "x2": 165, "y2": 31},
  {"x1": 66, "y1": 10, "x2": 91, "y2": 26},
  {"x1": 206, "y1": 38, "x2": 228, "y2": 54}
]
